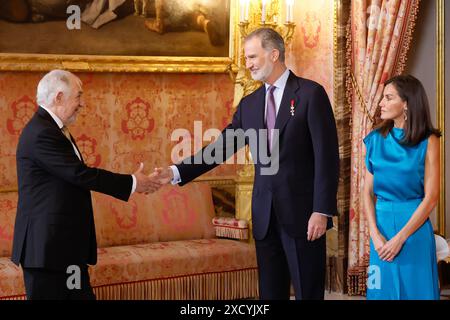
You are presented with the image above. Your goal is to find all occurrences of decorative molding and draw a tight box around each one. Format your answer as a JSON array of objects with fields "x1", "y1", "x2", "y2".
[
  {"x1": 0, "y1": 54, "x2": 239, "y2": 73},
  {"x1": 193, "y1": 176, "x2": 236, "y2": 186},
  {"x1": 332, "y1": 0, "x2": 351, "y2": 294},
  {"x1": 437, "y1": 0, "x2": 446, "y2": 237}
]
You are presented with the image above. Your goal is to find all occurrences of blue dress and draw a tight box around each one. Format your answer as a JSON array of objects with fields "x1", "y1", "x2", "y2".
[{"x1": 364, "y1": 128, "x2": 440, "y2": 300}]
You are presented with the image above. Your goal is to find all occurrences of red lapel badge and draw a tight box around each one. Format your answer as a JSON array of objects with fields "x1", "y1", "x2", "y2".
[{"x1": 290, "y1": 99, "x2": 296, "y2": 116}]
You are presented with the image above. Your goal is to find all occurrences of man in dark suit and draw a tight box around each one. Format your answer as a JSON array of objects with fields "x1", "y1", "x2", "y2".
[
  {"x1": 155, "y1": 28, "x2": 339, "y2": 300},
  {"x1": 11, "y1": 69, "x2": 160, "y2": 300}
]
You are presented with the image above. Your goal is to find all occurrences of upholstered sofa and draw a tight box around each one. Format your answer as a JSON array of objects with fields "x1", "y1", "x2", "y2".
[{"x1": 0, "y1": 180, "x2": 258, "y2": 300}]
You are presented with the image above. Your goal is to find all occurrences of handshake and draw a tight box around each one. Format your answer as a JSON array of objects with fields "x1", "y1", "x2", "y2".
[{"x1": 132, "y1": 163, "x2": 175, "y2": 194}]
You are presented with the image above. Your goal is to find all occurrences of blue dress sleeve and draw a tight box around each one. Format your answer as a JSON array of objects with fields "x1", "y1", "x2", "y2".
[{"x1": 363, "y1": 131, "x2": 375, "y2": 174}]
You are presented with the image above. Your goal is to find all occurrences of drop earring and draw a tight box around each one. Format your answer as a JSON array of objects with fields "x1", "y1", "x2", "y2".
[{"x1": 403, "y1": 108, "x2": 408, "y2": 121}]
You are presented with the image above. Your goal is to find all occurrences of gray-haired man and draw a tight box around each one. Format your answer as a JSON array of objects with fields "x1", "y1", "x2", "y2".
[{"x1": 11, "y1": 70, "x2": 160, "y2": 299}]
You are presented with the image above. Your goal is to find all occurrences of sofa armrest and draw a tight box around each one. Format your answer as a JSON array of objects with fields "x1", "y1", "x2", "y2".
[{"x1": 212, "y1": 217, "x2": 249, "y2": 240}]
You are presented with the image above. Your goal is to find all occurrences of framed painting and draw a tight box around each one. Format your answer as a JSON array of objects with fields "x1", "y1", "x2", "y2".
[{"x1": 0, "y1": 0, "x2": 239, "y2": 72}]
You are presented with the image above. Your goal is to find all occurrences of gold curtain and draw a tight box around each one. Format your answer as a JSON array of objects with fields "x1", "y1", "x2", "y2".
[{"x1": 346, "y1": 0, "x2": 421, "y2": 295}]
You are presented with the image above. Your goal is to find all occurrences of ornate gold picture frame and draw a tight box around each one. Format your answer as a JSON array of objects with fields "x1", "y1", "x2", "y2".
[{"x1": 0, "y1": 0, "x2": 240, "y2": 73}]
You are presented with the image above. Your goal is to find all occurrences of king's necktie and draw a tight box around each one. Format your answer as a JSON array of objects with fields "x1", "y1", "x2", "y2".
[{"x1": 266, "y1": 85, "x2": 276, "y2": 152}]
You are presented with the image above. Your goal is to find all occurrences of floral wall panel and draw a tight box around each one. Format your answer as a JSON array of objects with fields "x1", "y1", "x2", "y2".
[
  {"x1": 0, "y1": 72, "x2": 236, "y2": 189},
  {"x1": 287, "y1": 0, "x2": 334, "y2": 100},
  {"x1": 0, "y1": 73, "x2": 41, "y2": 188}
]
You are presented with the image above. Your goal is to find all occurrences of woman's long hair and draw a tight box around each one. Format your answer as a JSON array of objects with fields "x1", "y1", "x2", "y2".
[{"x1": 375, "y1": 75, "x2": 441, "y2": 145}]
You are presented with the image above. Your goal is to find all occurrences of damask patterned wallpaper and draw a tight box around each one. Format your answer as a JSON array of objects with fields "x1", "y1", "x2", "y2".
[
  {"x1": 0, "y1": 0, "x2": 333, "y2": 189},
  {"x1": 287, "y1": 0, "x2": 334, "y2": 97},
  {"x1": 0, "y1": 73, "x2": 237, "y2": 189}
]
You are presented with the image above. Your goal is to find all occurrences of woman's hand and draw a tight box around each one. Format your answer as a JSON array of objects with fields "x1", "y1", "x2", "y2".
[
  {"x1": 378, "y1": 234, "x2": 406, "y2": 262},
  {"x1": 371, "y1": 232, "x2": 387, "y2": 255}
]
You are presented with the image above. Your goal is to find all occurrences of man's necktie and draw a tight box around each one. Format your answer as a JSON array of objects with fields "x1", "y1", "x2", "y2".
[
  {"x1": 61, "y1": 126, "x2": 71, "y2": 142},
  {"x1": 266, "y1": 86, "x2": 276, "y2": 152},
  {"x1": 61, "y1": 126, "x2": 82, "y2": 162}
]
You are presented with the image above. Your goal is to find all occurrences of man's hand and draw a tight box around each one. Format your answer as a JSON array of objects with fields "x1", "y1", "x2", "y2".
[
  {"x1": 307, "y1": 212, "x2": 328, "y2": 241},
  {"x1": 134, "y1": 163, "x2": 162, "y2": 194},
  {"x1": 153, "y1": 167, "x2": 174, "y2": 185}
]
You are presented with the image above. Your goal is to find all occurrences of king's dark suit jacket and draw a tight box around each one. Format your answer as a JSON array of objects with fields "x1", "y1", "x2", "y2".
[
  {"x1": 176, "y1": 71, "x2": 339, "y2": 240},
  {"x1": 11, "y1": 107, "x2": 133, "y2": 270}
]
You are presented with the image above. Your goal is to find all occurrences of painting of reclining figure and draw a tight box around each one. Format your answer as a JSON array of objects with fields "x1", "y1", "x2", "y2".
[{"x1": 0, "y1": 0, "x2": 230, "y2": 57}]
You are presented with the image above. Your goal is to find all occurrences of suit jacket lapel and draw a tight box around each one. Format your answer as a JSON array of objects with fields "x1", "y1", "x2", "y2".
[
  {"x1": 37, "y1": 107, "x2": 84, "y2": 163},
  {"x1": 274, "y1": 72, "x2": 300, "y2": 134},
  {"x1": 253, "y1": 85, "x2": 266, "y2": 131},
  {"x1": 69, "y1": 134, "x2": 85, "y2": 163},
  {"x1": 37, "y1": 106, "x2": 59, "y2": 130}
]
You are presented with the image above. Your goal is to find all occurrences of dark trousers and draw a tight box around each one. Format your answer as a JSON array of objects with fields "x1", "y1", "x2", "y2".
[
  {"x1": 254, "y1": 211, "x2": 326, "y2": 300},
  {"x1": 22, "y1": 264, "x2": 95, "y2": 300}
]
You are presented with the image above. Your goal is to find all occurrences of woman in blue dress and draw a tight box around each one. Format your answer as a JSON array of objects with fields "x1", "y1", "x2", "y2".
[{"x1": 363, "y1": 75, "x2": 441, "y2": 300}]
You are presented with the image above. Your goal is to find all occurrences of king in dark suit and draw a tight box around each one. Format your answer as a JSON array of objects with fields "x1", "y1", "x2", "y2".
[
  {"x1": 155, "y1": 28, "x2": 339, "y2": 300},
  {"x1": 11, "y1": 70, "x2": 160, "y2": 300}
]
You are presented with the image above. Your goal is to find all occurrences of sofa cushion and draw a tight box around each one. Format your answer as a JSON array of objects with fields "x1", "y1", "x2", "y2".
[
  {"x1": 90, "y1": 239, "x2": 257, "y2": 287},
  {"x1": 0, "y1": 191, "x2": 17, "y2": 258},
  {"x1": 0, "y1": 257, "x2": 24, "y2": 298},
  {"x1": 212, "y1": 217, "x2": 249, "y2": 240},
  {"x1": 93, "y1": 182, "x2": 216, "y2": 248},
  {"x1": 0, "y1": 239, "x2": 257, "y2": 299}
]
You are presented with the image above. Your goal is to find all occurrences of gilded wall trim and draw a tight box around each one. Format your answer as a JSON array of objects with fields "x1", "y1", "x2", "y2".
[
  {"x1": 194, "y1": 176, "x2": 236, "y2": 186},
  {"x1": 331, "y1": 0, "x2": 351, "y2": 293},
  {"x1": 437, "y1": 0, "x2": 446, "y2": 236},
  {"x1": 0, "y1": 54, "x2": 239, "y2": 73}
]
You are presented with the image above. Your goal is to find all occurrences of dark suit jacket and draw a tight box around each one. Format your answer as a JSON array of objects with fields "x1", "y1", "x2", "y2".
[
  {"x1": 176, "y1": 71, "x2": 339, "y2": 240},
  {"x1": 11, "y1": 107, "x2": 133, "y2": 270}
]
